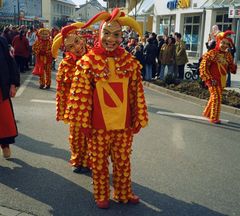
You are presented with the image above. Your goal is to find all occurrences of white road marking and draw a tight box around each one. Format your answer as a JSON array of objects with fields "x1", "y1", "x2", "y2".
[
  {"x1": 30, "y1": 99, "x2": 55, "y2": 104},
  {"x1": 140, "y1": 200, "x2": 162, "y2": 213},
  {"x1": 156, "y1": 111, "x2": 229, "y2": 123},
  {"x1": 15, "y1": 75, "x2": 33, "y2": 97}
]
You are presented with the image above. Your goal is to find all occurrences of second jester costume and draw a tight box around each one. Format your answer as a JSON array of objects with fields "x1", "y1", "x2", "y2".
[
  {"x1": 200, "y1": 30, "x2": 237, "y2": 123},
  {"x1": 65, "y1": 9, "x2": 148, "y2": 208},
  {"x1": 52, "y1": 23, "x2": 90, "y2": 173},
  {"x1": 32, "y1": 28, "x2": 52, "y2": 89}
]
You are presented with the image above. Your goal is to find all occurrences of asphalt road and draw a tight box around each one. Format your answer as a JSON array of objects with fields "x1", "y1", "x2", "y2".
[{"x1": 0, "y1": 71, "x2": 239, "y2": 216}]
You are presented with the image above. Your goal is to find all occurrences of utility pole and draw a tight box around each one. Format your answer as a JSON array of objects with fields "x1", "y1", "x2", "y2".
[{"x1": 17, "y1": 0, "x2": 20, "y2": 25}]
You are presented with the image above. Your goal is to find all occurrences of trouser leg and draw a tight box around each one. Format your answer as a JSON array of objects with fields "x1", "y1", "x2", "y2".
[
  {"x1": 69, "y1": 123, "x2": 88, "y2": 168},
  {"x1": 91, "y1": 129, "x2": 111, "y2": 202},
  {"x1": 206, "y1": 86, "x2": 222, "y2": 121},
  {"x1": 45, "y1": 65, "x2": 52, "y2": 86},
  {"x1": 111, "y1": 129, "x2": 134, "y2": 202}
]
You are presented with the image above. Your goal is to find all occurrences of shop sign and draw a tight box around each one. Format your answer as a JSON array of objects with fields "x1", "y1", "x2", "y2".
[
  {"x1": 167, "y1": 0, "x2": 191, "y2": 10},
  {"x1": 167, "y1": 0, "x2": 178, "y2": 10},
  {"x1": 229, "y1": 6, "x2": 240, "y2": 18}
]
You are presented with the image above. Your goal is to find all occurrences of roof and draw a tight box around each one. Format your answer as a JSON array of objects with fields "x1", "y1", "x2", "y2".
[
  {"x1": 56, "y1": 0, "x2": 76, "y2": 6},
  {"x1": 128, "y1": 0, "x2": 155, "y2": 16},
  {"x1": 200, "y1": 0, "x2": 240, "y2": 8}
]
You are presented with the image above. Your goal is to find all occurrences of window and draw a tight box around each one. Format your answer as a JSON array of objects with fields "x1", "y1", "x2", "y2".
[
  {"x1": 159, "y1": 16, "x2": 175, "y2": 36},
  {"x1": 183, "y1": 15, "x2": 200, "y2": 52},
  {"x1": 215, "y1": 11, "x2": 232, "y2": 31}
]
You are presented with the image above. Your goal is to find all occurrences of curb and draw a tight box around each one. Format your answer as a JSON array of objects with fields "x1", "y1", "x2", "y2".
[{"x1": 143, "y1": 81, "x2": 240, "y2": 116}]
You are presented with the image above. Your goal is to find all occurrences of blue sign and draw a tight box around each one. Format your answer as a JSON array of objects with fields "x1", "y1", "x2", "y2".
[{"x1": 167, "y1": 0, "x2": 178, "y2": 10}]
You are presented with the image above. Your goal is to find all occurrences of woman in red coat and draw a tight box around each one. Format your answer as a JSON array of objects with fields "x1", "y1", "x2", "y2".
[
  {"x1": 12, "y1": 30, "x2": 29, "y2": 73},
  {"x1": 0, "y1": 36, "x2": 20, "y2": 158}
]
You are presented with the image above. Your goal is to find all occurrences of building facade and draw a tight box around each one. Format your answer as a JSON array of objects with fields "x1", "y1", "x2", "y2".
[
  {"x1": 153, "y1": 0, "x2": 240, "y2": 59},
  {"x1": 0, "y1": 0, "x2": 76, "y2": 28},
  {"x1": 130, "y1": 0, "x2": 239, "y2": 61},
  {"x1": 0, "y1": 0, "x2": 43, "y2": 26},
  {"x1": 75, "y1": 0, "x2": 105, "y2": 23},
  {"x1": 42, "y1": 0, "x2": 76, "y2": 28}
]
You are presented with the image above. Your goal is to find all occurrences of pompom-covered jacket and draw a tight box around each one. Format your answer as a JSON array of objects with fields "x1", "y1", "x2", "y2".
[
  {"x1": 199, "y1": 49, "x2": 236, "y2": 88},
  {"x1": 56, "y1": 53, "x2": 79, "y2": 121},
  {"x1": 64, "y1": 47, "x2": 148, "y2": 133}
]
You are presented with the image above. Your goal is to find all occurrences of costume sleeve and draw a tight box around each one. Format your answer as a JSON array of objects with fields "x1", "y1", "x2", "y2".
[
  {"x1": 56, "y1": 59, "x2": 73, "y2": 121},
  {"x1": 226, "y1": 52, "x2": 237, "y2": 74},
  {"x1": 32, "y1": 40, "x2": 40, "y2": 55},
  {"x1": 129, "y1": 60, "x2": 148, "y2": 134},
  {"x1": 199, "y1": 51, "x2": 214, "y2": 82},
  {"x1": 64, "y1": 58, "x2": 93, "y2": 134}
]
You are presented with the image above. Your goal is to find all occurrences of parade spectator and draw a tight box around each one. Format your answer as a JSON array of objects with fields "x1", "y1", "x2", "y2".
[
  {"x1": 133, "y1": 44, "x2": 145, "y2": 77},
  {"x1": 226, "y1": 42, "x2": 236, "y2": 87},
  {"x1": 149, "y1": 32, "x2": 159, "y2": 78},
  {"x1": 156, "y1": 35, "x2": 165, "y2": 78},
  {"x1": 0, "y1": 35, "x2": 20, "y2": 159},
  {"x1": 143, "y1": 38, "x2": 158, "y2": 81},
  {"x1": 159, "y1": 36, "x2": 176, "y2": 80},
  {"x1": 175, "y1": 32, "x2": 188, "y2": 80},
  {"x1": 1, "y1": 27, "x2": 12, "y2": 45},
  {"x1": 64, "y1": 8, "x2": 148, "y2": 209},
  {"x1": 51, "y1": 22, "x2": 90, "y2": 173},
  {"x1": 206, "y1": 25, "x2": 221, "y2": 51},
  {"x1": 26, "y1": 26, "x2": 37, "y2": 67},
  {"x1": 200, "y1": 30, "x2": 237, "y2": 124},
  {"x1": 125, "y1": 38, "x2": 137, "y2": 54},
  {"x1": 12, "y1": 30, "x2": 29, "y2": 73}
]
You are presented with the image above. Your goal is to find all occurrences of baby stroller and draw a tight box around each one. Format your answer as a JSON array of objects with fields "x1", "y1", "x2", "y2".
[{"x1": 185, "y1": 62, "x2": 199, "y2": 80}]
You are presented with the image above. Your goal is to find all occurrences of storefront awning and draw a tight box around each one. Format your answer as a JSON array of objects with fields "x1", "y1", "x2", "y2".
[
  {"x1": 200, "y1": 0, "x2": 240, "y2": 9},
  {"x1": 128, "y1": 0, "x2": 154, "y2": 16}
]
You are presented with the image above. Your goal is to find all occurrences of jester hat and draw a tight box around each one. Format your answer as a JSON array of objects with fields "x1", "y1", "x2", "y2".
[
  {"x1": 37, "y1": 28, "x2": 51, "y2": 39},
  {"x1": 215, "y1": 30, "x2": 235, "y2": 50},
  {"x1": 51, "y1": 22, "x2": 85, "y2": 59},
  {"x1": 81, "y1": 8, "x2": 142, "y2": 38}
]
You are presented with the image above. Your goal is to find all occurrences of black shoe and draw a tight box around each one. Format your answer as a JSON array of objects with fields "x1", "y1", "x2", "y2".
[
  {"x1": 39, "y1": 85, "x2": 44, "y2": 89},
  {"x1": 72, "y1": 166, "x2": 91, "y2": 174},
  {"x1": 45, "y1": 85, "x2": 50, "y2": 89}
]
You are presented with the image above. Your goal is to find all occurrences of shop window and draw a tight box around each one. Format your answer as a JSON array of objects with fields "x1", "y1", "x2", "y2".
[
  {"x1": 183, "y1": 15, "x2": 200, "y2": 52},
  {"x1": 184, "y1": 16, "x2": 192, "y2": 23},
  {"x1": 193, "y1": 16, "x2": 200, "y2": 23},
  {"x1": 216, "y1": 14, "x2": 223, "y2": 22},
  {"x1": 159, "y1": 16, "x2": 175, "y2": 36},
  {"x1": 216, "y1": 12, "x2": 232, "y2": 31}
]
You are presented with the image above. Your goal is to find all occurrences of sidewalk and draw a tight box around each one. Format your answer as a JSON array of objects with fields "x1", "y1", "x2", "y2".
[
  {"x1": 0, "y1": 206, "x2": 34, "y2": 216},
  {"x1": 188, "y1": 57, "x2": 240, "y2": 93}
]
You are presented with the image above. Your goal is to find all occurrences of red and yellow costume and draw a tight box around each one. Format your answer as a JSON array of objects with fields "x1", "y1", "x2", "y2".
[
  {"x1": 64, "y1": 8, "x2": 148, "y2": 208},
  {"x1": 32, "y1": 28, "x2": 52, "y2": 89},
  {"x1": 52, "y1": 23, "x2": 90, "y2": 172},
  {"x1": 200, "y1": 30, "x2": 237, "y2": 123}
]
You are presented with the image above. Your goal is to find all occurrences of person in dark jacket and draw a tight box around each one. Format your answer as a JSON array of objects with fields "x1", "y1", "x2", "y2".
[
  {"x1": 0, "y1": 36, "x2": 20, "y2": 159},
  {"x1": 143, "y1": 38, "x2": 158, "y2": 81}
]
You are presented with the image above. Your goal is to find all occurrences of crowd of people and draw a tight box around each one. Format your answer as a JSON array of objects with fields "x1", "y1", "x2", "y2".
[
  {"x1": 0, "y1": 11, "x2": 237, "y2": 209},
  {"x1": 121, "y1": 30, "x2": 189, "y2": 82}
]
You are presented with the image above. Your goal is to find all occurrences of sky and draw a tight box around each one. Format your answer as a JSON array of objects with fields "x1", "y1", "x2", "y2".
[{"x1": 71, "y1": 0, "x2": 107, "y2": 7}]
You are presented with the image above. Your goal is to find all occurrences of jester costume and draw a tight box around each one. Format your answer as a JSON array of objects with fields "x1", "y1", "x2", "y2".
[
  {"x1": 32, "y1": 28, "x2": 52, "y2": 89},
  {"x1": 199, "y1": 30, "x2": 237, "y2": 123},
  {"x1": 64, "y1": 8, "x2": 148, "y2": 208},
  {"x1": 52, "y1": 23, "x2": 90, "y2": 172}
]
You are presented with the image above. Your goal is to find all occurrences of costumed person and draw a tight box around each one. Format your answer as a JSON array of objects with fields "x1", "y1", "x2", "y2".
[
  {"x1": 51, "y1": 22, "x2": 90, "y2": 173},
  {"x1": 32, "y1": 28, "x2": 52, "y2": 89},
  {"x1": 199, "y1": 30, "x2": 237, "y2": 124},
  {"x1": 0, "y1": 36, "x2": 20, "y2": 158},
  {"x1": 64, "y1": 8, "x2": 148, "y2": 208}
]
